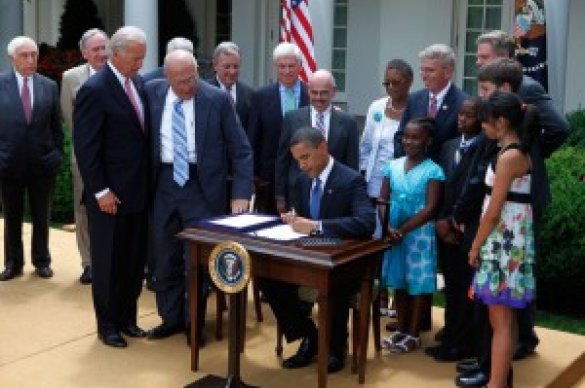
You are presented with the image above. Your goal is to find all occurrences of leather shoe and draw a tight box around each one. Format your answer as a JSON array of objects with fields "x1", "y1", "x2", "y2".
[
  {"x1": 282, "y1": 335, "x2": 318, "y2": 369},
  {"x1": 456, "y1": 359, "x2": 480, "y2": 374},
  {"x1": 455, "y1": 371, "x2": 488, "y2": 387},
  {"x1": 327, "y1": 354, "x2": 345, "y2": 374},
  {"x1": 147, "y1": 323, "x2": 183, "y2": 340},
  {"x1": 513, "y1": 342, "x2": 536, "y2": 360},
  {"x1": 121, "y1": 324, "x2": 147, "y2": 338},
  {"x1": 98, "y1": 331, "x2": 127, "y2": 348},
  {"x1": 425, "y1": 344, "x2": 471, "y2": 362},
  {"x1": 0, "y1": 266, "x2": 23, "y2": 281},
  {"x1": 35, "y1": 266, "x2": 53, "y2": 278},
  {"x1": 80, "y1": 266, "x2": 92, "y2": 284}
]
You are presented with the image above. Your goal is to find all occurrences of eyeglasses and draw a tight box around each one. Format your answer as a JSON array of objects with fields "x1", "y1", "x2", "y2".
[{"x1": 382, "y1": 80, "x2": 402, "y2": 87}]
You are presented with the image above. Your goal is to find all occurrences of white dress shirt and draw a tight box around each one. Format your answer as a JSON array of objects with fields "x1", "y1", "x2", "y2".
[
  {"x1": 310, "y1": 105, "x2": 332, "y2": 141},
  {"x1": 160, "y1": 88, "x2": 197, "y2": 164},
  {"x1": 14, "y1": 70, "x2": 34, "y2": 111}
]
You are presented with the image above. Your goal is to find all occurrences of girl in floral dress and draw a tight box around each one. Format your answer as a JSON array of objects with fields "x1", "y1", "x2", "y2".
[
  {"x1": 469, "y1": 91, "x2": 535, "y2": 388},
  {"x1": 379, "y1": 117, "x2": 444, "y2": 353}
]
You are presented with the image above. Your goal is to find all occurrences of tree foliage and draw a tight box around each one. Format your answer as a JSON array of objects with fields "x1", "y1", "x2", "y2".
[{"x1": 57, "y1": 0, "x2": 105, "y2": 50}]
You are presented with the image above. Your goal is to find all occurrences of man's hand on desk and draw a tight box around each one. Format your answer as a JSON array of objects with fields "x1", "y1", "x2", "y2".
[
  {"x1": 231, "y1": 199, "x2": 250, "y2": 214},
  {"x1": 281, "y1": 212, "x2": 317, "y2": 235}
]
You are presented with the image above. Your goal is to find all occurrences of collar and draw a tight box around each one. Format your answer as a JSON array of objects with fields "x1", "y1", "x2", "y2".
[
  {"x1": 165, "y1": 86, "x2": 193, "y2": 105},
  {"x1": 107, "y1": 61, "x2": 128, "y2": 87},
  {"x1": 429, "y1": 81, "x2": 451, "y2": 103},
  {"x1": 88, "y1": 64, "x2": 98, "y2": 77},
  {"x1": 460, "y1": 133, "x2": 479, "y2": 149},
  {"x1": 316, "y1": 156, "x2": 335, "y2": 187},
  {"x1": 279, "y1": 79, "x2": 301, "y2": 93},
  {"x1": 310, "y1": 105, "x2": 332, "y2": 118}
]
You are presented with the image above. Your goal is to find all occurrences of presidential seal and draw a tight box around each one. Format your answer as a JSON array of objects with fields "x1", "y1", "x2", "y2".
[{"x1": 208, "y1": 241, "x2": 251, "y2": 294}]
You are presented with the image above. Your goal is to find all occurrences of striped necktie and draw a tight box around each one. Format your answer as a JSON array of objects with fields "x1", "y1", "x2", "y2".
[
  {"x1": 428, "y1": 95, "x2": 438, "y2": 118},
  {"x1": 172, "y1": 99, "x2": 189, "y2": 186},
  {"x1": 316, "y1": 112, "x2": 325, "y2": 135}
]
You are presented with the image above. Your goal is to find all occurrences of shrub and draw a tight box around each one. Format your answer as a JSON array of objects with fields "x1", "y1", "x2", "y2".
[
  {"x1": 564, "y1": 109, "x2": 585, "y2": 148},
  {"x1": 537, "y1": 146, "x2": 585, "y2": 316},
  {"x1": 52, "y1": 128, "x2": 74, "y2": 223}
]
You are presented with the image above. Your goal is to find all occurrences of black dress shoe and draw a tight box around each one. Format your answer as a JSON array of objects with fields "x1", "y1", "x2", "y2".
[
  {"x1": 513, "y1": 342, "x2": 536, "y2": 360},
  {"x1": 98, "y1": 331, "x2": 127, "y2": 348},
  {"x1": 147, "y1": 323, "x2": 183, "y2": 340},
  {"x1": 121, "y1": 324, "x2": 147, "y2": 338},
  {"x1": 456, "y1": 359, "x2": 480, "y2": 374},
  {"x1": 327, "y1": 354, "x2": 345, "y2": 374},
  {"x1": 80, "y1": 266, "x2": 92, "y2": 284},
  {"x1": 35, "y1": 266, "x2": 54, "y2": 278},
  {"x1": 282, "y1": 335, "x2": 318, "y2": 369},
  {"x1": 0, "y1": 266, "x2": 23, "y2": 281},
  {"x1": 455, "y1": 371, "x2": 488, "y2": 387}
]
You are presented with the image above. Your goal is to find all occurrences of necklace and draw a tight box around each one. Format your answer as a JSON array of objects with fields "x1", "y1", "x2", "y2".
[{"x1": 385, "y1": 98, "x2": 405, "y2": 114}]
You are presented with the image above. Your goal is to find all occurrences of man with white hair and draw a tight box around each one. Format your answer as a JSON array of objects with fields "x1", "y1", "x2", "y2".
[
  {"x1": 74, "y1": 26, "x2": 149, "y2": 348},
  {"x1": 60, "y1": 28, "x2": 109, "y2": 285},
  {"x1": 142, "y1": 36, "x2": 193, "y2": 82},
  {"x1": 0, "y1": 36, "x2": 62, "y2": 281},
  {"x1": 248, "y1": 42, "x2": 309, "y2": 214},
  {"x1": 395, "y1": 43, "x2": 467, "y2": 161}
]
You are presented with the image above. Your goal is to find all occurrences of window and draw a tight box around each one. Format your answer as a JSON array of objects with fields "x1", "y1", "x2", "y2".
[
  {"x1": 332, "y1": 0, "x2": 348, "y2": 93},
  {"x1": 216, "y1": 0, "x2": 232, "y2": 46},
  {"x1": 458, "y1": 0, "x2": 512, "y2": 96}
]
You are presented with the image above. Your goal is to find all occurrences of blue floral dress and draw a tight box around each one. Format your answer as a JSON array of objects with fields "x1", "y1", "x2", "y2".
[
  {"x1": 471, "y1": 158, "x2": 536, "y2": 308},
  {"x1": 381, "y1": 157, "x2": 445, "y2": 295}
]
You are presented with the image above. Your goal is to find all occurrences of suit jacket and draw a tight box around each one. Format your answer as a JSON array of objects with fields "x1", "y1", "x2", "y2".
[
  {"x1": 73, "y1": 65, "x2": 149, "y2": 214},
  {"x1": 60, "y1": 63, "x2": 91, "y2": 163},
  {"x1": 207, "y1": 77, "x2": 254, "y2": 133},
  {"x1": 0, "y1": 70, "x2": 63, "y2": 176},
  {"x1": 247, "y1": 82, "x2": 309, "y2": 182},
  {"x1": 275, "y1": 106, "x2": 359, "y2": 204},
  {"x1": 142, "y1": 67, "x2": 165, "y2": 83},
  {"x1": 395, "y1": 83, "x2": 468, "y2": 160},
  {"x1": 290, "y1": 160, "x2": 375, "y2": 238},
  {"x1": 145, "y1": 79, "x2": 253, "y2": 215}
]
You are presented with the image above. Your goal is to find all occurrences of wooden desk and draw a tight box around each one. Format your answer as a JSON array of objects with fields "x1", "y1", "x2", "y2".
[{"x1": 179, "y1": 227, "x2": 388, "y2": 388}]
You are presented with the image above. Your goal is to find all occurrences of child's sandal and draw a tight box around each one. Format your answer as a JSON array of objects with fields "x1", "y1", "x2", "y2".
[{"x1": 390, "y1": 334, "x2": 420, "y2": 354}]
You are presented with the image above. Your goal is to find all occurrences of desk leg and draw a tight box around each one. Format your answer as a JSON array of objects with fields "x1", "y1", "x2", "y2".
[
  {"x1": 357, "y1": 277, "x2": 373, "y2": 384},
  {"x1": 190, "y1": 245, "x2": 201, "y2": 371},
  {"x1": 317, "y1": 291, "x2": 330, "y2": 388}
]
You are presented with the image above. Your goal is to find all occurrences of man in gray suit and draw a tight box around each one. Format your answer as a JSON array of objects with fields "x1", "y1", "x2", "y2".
[
  {"x1": 0, "y1": 36, "x2": 63, "y2": 281},
  {"x1": 275, "y1": 69, "x2": 359, "y2": 214},
  {"x1": 60, "y1": 28, "x2": 109, "y2": 285}
]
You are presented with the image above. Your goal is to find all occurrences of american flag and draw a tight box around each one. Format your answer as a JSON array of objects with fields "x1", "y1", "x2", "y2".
[{"x1": 280, "y1": 0, "x2": 316, "y2": 82}]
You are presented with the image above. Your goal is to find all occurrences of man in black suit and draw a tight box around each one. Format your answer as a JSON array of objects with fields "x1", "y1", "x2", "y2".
[
  {"x1": 275, "y1": 69, "x2": 359, "y2": 214},
  {"x1": 73, "y1": 26, "x2": 149, "y2": 348},
  {"x1": 144, "y1": 49, "x2": 253, "y2": 342},
  {"x1": 395, "y1": 43, "x2": 468, "y2": 161},
  {"x1": 454, "y1": 57, "x2": 570, "y2": 387},
  {"x1": 259, "y1": 127, "x2": 376, "y2": 374},
  {"x1": 208, "y1": 41, "x2": 254, "y2": 133},
  {"x1": 248, "y1": 42, "x2": 309, "y2": 214},
  {"x1": 0, "y1": 36, "x2": 63, "y2": 281},
  {"x1": 142, "y1": 37, "x2": 193, "y2": 83}
]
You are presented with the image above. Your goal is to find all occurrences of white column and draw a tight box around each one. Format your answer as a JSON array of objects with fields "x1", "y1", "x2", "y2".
[
  {"x1": 124, "y1": 0, "x2": 158, "y2": 72},
  {"x1": 544, "y1": 0, "x2": 570, "y2": 112},
  {"x1": 0, "y1": 0, "x2": 23, "y2": 70}
]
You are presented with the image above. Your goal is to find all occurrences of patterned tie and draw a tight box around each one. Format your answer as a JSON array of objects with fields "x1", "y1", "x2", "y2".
[
  {"x1": 316, "y1": 112, "x2": 325, "y2": 135},
  {"x1": 284, "y1": 88, "x2": 296, "y2": 113},
  {"x1": 21, "y1": 77, "x2": 32, "y2": 123},
  {"x1": 428, "y1": 95, "x2": 438, "y2": 118},
  {"x1": 172, "y1": 99, "x2": 189, "y2": 186},
  {"x1": 124, "y1": 78, "x2": 143, "y2": 127},
  {"x1": 310, "y1": 177, "x2": 322, "y2": 220},
  {"x1": 226, "y1": 84, "x2": 235, "y2": 106}
]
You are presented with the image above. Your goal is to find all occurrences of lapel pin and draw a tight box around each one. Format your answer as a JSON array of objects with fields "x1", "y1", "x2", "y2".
[
  {"x1": 328, "y1": 189, "x2": 333, "y2": 194},
  {"x1": 442, "y1": 105, "x2": 448, "y2": 110}
]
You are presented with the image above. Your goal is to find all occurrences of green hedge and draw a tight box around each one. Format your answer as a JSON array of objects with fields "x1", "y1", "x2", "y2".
[
  {"x1": 52, "y1": 127, "x2": 74, "y2": 223},
  {"x1": 564, "y1": 109, "x2": 585, "y2": 147}
]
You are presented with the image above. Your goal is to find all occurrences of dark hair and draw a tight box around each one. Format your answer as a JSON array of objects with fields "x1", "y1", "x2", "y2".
[
  {"x1": 476, "y1": 30, "x2": 516, "y2": 58},
  {"x1": 386, "y1": 58, "x2": 413, "y2": 82},
  {"x1": 406, "y1": 117, "x2": 437, "y2": 138},
  {"x1": 477, "y1": 58, "x2": 523, "y2": 92},
  {"x1": 289, "y1": 126, "x2": 325, "y2": 148},
  {"x1": 463, "y1": 96, "x2": 482, "y2": 111},
  {"x1": 479, "y1": 91, "x2": 538, "y2": 152}
]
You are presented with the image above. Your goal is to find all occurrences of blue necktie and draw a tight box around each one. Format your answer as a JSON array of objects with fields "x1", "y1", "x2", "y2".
[
  {"x1": 172, "y1": 99, "x2": 189, "y2": 186},
  {"x1": 310, "y1": 177, "x2": 322, "y2": 220}
]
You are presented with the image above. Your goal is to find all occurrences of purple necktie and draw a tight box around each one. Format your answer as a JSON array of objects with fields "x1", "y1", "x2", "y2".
[
  {"x1": 428, "y1": 95, "x2": 438, "y2": 118},
  {"x1": 21, "y1": 77, "x2": 32, "y2": 123},
  {"x1": 226, "y1": 85, "x2": 235, "y2": 106},
  {"x1": 124, "y1": 78, "x2": 143, "y2": 128}
]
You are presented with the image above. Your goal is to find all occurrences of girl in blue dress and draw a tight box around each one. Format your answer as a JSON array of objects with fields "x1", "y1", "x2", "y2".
[{"x1": 380, "y1": 118, "x2": 445, "y2": 353}]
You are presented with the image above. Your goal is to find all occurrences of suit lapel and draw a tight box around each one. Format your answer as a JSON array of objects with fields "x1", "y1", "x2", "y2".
[
  {"x1": 105, "y1": 67, "x2": 143, "y2": 131},
  {"x1": 194, "y1": 85, "x2": 210, "y2": 159},
  {"x1": 30, "y1": 74, "x2": 43, "y2": 124},
  {"x1": 7, "y1": 72, "x2": 27, "y2": 124},
  {"x1": 434, "y1": 84, "x2": 455, "y2": 126},
  {"x1": 152, "y1": 83, "x2": 168, "y2": 161},
  {"x1": 319, "y1": 161, "x2": 338, "y2": 219},
  {"x1": 327, "y1": 109, "x2": 342, "y2": 154}
]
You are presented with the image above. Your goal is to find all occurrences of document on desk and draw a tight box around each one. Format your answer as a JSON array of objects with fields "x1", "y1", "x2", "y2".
[
  {"x1": 250, "y1": 224, "x2": 307, "y2": 241},
  {"x1": 207, "y1": 213, "x2": 279, "y2": 229}
]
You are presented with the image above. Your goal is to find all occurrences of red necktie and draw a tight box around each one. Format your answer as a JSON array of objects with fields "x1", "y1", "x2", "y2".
[
  {"x1": 428, "y1": 95, "x2": 438, "y2": 118},
  {"x1": 124, "y1": 78, "x2": 143, "y2": 127},
  {"x1": 21, "y1": 77, "x2": 32, "y2": 123}
]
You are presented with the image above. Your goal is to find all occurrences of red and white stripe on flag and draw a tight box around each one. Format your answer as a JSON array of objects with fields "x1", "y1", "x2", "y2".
[{"x1": 280, "y1": 0, "x2": 316, "y2": 82}]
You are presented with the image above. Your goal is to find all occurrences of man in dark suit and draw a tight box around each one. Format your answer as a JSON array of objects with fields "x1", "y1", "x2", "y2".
[
  {"x1": 73, "y1": 26, "x2": 149, "y2": 348},
  {"x1": 275, "y1": 69, "x2": 359, "y2": 214},
  {"x1": 395, "y1": 43, "x2": 467, "y2": 161},
  {"x1": 142, "y1": 37, "x2": 193, "y2": 83},
  {"x1": 454, "y1": 57, "x2": 570, "y2": 387},
  {"x1": 0, "y1": 36, "x2": 63, "y2": 281},
  {"x1": 144, "y1": 49, "x2": 253, "y2": 342},
  {"x1": 208, "y1": 41, "x2": 254, "y2": 133},
  {"x1": 248, "y1": 42, "x2": 309, "y2": 214},
  {"x1": 259, "y1": 127, "x2": 375, "y2": 374}
]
